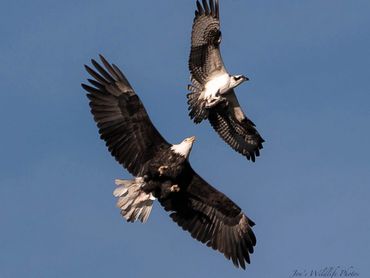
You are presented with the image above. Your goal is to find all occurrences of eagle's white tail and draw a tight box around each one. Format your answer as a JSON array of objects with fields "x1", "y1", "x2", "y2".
[{"x1": 113, "y1": 177, "x2": 155, "y2": 223}]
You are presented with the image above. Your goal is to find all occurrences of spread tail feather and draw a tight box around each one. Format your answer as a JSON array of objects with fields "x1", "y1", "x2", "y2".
[
  {"x1": 113, "y1": 177, "x2": 155, "y2": 223},
  {"x1": 187, "y1": 84, "x2": 208, "y2": 123}
]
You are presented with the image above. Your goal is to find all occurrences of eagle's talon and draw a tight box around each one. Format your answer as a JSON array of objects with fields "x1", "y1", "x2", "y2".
[
  {"x1": 170, "y1": 184, "x2": 180, "y2": 192},
  {"x1": 158, "y1": 165, "x2": 169, "y2": 176}
]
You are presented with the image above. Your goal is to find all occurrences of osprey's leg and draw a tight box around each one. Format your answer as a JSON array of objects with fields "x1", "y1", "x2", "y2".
[{"x1": 205, "y1": 92, "x2": 226, "y2": 108}]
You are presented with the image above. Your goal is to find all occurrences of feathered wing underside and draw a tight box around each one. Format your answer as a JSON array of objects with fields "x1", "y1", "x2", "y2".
[
  {"x1": 187, "y1": 0, "x2": 225, "y2": 123},
  {"x1": 81, "y1": 55, "x2": 169, "y2": 176},
  {"x1": 208, "y1": 90, "x2": 264, "y2": 161},
  {"x1": 187, "y1": 0, "x2": 265, "y2": 160},
  {"x1": 189, "y1": 0, "x2": 226, "y2": 85},
  {"x1": 187, "y1": 78, "x2": 209, "y2": 123},
  {"x1": 159, "y1": 164, "x2": 256, "y2": 269}
]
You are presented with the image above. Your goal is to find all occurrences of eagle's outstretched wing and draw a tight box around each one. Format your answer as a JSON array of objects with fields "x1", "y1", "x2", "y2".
[
  {"x1": 208, "y1": 91, "x2": 264, "y2": 162},
  {"x1": 189, "y1": 0, "x2": 226, "y2": 85},
  {"x1": 159, "y1": 162, "x2": 256, "y2": 269},
  {"x1": 82, "y1": 55, "x2": 169, "y2": 176}
]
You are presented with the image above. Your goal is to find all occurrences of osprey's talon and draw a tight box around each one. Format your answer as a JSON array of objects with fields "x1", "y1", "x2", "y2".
[{"x1": 205, "y1": 95, "x2": 223, "y2": 108}]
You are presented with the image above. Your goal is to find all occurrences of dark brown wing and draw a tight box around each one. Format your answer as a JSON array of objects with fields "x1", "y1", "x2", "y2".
[
  {"x1": 189, "y1": 0, "x2": 227, "y2": 85},
  {"x1": 81, "y1": 55, "x2": 169, "y2": 176},
  {"x1": 208, "y1": 90, "x2": 264, "y2": 162},
  {"x1": 159, "y1": 163, "x2": 256, "y2": 269}
]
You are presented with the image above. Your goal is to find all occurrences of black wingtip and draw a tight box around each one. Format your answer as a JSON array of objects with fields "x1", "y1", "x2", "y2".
[
  {"x1": 84, "y1": 64, "x2": 97, "y2": 79},
  {"x1": 99, "y1": 54, "x2": 111, "y2": 70},
  {"x1": 250, "y1": 154, "x2": 255, "y2": 162},
  {"x1": 202, "y1": 0, "x2": 210, "y2": 14},
  {"x1": 90, "y1": 58, "x2": 98, "y2": 67},
  {"x1": 195, "y1": 0, "x2": 218, "y2": 18},
  {"x1": 98, "y1": 53, "x2": 106, "y2": 61},
  {"x1": 196, "y1": 0, "x2": 203, "y2": 15},
  {"x1": 84, "y1": 64, "x2": 93, "y2": 73},
  {"x1": 81, "y1": 83, "x2": 95, "y2": 95},
  {"x1": 215, "y1": 0, "x2": 219, "y2": 18}
]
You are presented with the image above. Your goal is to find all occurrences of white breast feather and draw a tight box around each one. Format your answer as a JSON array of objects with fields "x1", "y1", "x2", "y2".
[
  {"x1": 203, "y1": 73, "x2": 230, "y2": 98},
  {"x1": 171, "y1": 142, "x2": 192, "y2": 157}
]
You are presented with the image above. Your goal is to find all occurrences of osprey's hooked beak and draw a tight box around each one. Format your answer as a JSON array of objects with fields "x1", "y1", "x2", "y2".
[{"x1": 243, "y1": 75, "x2": 250, "y2": 82}]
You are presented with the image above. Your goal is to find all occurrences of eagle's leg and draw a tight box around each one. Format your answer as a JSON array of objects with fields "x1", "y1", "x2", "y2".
[
  {"x1": 141, "y1": 180, "x2": 177, "y2": 199},
  {"x1": 141, "y1": 180, "x2": 158, "y2": 193},
  {"x1": 158, "y1": 165, "x2": 169, "y2": 176},
  {"x1": 159, "y1": 181, "x2": 179, "y2": 199},
  {"x1": 158, "y1": 165, "x2": 184, "y2": 179},
  {"x1": 170, "y1": 184, "x2": 180, "y2": 192}
]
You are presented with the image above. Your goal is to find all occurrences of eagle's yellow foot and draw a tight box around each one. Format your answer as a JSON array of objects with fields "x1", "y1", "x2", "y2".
[
  {"x1": 170, "y1": 184, "x2": 180, "y2": 192},
  {"x1": 158, "y1": 166, "x2": 169, "y2": 176}
]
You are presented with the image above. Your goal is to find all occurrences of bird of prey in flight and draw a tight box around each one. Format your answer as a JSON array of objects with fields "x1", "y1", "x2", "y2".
[
  {"x1": 187, "y1": 0, "x2": 264, "y2": 162},
  {"x1": 81, "y1": 55, "x2": 256, "y2": 269}
]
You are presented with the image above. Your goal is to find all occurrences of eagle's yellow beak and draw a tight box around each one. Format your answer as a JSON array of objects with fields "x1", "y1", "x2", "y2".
[{"x1": 188, "y1": 136, "x2": 196, "y2": 143}]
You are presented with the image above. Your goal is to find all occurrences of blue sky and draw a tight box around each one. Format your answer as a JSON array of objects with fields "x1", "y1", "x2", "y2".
[{"x1": 1, "y1": 0, "x2": 369, "y2": 277}]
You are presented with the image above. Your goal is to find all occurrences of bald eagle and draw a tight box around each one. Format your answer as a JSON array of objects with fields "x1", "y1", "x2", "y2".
[
  {"x1": 81, "y1": 55, "x2": 256, "y2": 269},
  {"x1": 187, "y1": 0, "x2": 264, "y2": 162}
]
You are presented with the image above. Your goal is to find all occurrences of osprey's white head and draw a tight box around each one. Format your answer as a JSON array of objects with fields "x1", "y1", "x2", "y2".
[
  {"x1": 230, "y1": 75, "x2": 249, "y2": 89},
  {"x1": 171, "y1": 136, "x2": 196, "y2": 159}
]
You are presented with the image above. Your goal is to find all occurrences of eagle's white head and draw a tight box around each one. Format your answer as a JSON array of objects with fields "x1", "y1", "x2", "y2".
[
  {"x1": 171, "y1": 136, "x2": 196, "y2": 158},
  {"x1": 230, "y1": 75, "x2": 249, "y2": 89}
]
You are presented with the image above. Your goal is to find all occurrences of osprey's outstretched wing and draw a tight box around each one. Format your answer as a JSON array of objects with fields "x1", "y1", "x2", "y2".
[
  {"x1": 159, "y1": 162, "x2": 256, "y2": 270},
  {"x1": 208, "y1": 91, "x2": 264, "y2": 162},
  {"x1": 187, "y1": 0, "x2": 264, "y2": 161},
  {"x1": 189, "y1": 0, "x2": 225, "y2": 86},
  {"x1": 82, "y1": 55, "x2": 169, "y2": 176}
]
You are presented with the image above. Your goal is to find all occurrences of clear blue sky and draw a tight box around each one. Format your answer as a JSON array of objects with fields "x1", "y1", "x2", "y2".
[{"x1": 1, "y1": 0, "x2": 369, "y2": 277}]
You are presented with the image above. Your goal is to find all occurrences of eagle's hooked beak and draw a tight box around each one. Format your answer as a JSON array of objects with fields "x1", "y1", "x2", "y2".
[{"x1": 188, "y1": 136, "x2": 196, "y2": 143}]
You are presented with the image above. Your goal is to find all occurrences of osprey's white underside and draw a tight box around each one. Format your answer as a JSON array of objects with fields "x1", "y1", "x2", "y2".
[{"x1": 202, "y1": 73, "x2": 231, "y2": 101}]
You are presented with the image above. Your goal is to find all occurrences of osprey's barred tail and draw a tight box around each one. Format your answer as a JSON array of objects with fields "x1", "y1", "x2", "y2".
[
  {"x1": 113, "y1": 177, "x2": 154, "y2": 223},
  {"x1": 187, "y1": 83, "x2": 208, "y2": 124}
]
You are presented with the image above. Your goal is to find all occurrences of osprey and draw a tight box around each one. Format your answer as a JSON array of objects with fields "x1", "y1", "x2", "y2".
[
  {"x1": 187, "y1": 0, "x2": 264, "y2": 161},
  {"x1": 82, "y1": 55, "x2": 256, "y2": 269}
]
